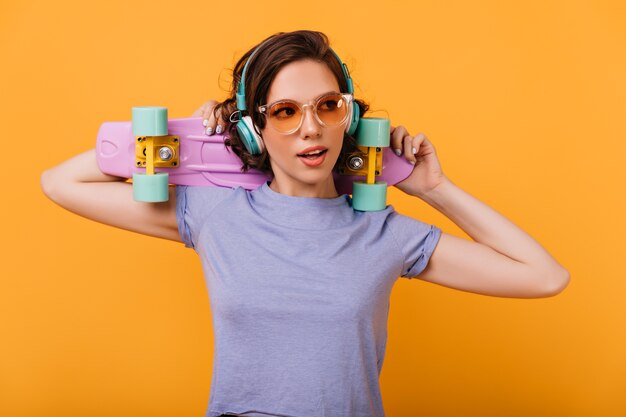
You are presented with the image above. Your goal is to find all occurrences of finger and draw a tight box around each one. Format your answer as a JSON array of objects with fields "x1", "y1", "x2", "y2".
[
  {"x1": 420, "y1": 134, "x2": 435, "y2": 153},
  {"x1": 195, "y1": 100, "x2": 213, "y2": 118},
  {"x1": 202, "y1": 101, "x2": 219, "y2": 135},
  {"x1": 391, "y1": 125, "x2": 409, "y2": 156},
  {"x1": 402, "y1": 135, "x2": 415, "y2": 164},
  {"x1": 413, "y1": 133, "x2": 430, "y2": 159},
  {"x1": 199, "y1": 100, "x2": 214, "y2": 118},
  {"x1": 201, "y1": 100, "x2": 217, "y2": 116},
  {"x1": 412, "y1": 132, "x2": 426, "y2": 151},
  {"x1": 203, "y1": 114, "x2": 215, "y2": 135},
  {"x1": 203, "y1": 106, "x2": 216, "y2": 127},
  {"x1": 212, "y1": 107, "x2": 225, "y2": 135}
]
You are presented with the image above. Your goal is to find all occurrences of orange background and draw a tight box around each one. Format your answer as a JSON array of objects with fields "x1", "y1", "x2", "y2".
[{"x1": 1, "y1": 0, "x2": 624, "y2": 416}]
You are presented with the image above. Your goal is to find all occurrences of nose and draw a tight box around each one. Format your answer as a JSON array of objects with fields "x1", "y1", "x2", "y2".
[{"x1": 299, "y1": 104, "x2": 322, "y2": 139}]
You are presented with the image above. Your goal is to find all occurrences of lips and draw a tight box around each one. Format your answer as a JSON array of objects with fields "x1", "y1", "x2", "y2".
[
  {"x1": 297, "y1": 148, "x2": 328, "y2": 167},
  {"x1": 297, "y1": 146, "x2": 328, "y2": 156}
]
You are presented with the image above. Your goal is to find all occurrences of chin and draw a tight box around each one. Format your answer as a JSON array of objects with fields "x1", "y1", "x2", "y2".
[
  {"x1": 297, "y1": 170, "x2": 333, "y2": 183},
  {"x1": 292, "y1": 164, "x2": 334, "y2": 183}
]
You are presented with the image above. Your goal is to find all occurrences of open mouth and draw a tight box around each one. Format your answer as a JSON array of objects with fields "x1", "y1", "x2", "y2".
[
  {"x1": 297, "y1": 149, "x2": 328, "y2": 160},
  {"x1": 297, "y1": 149, "x2": 328, "y2": 167}
]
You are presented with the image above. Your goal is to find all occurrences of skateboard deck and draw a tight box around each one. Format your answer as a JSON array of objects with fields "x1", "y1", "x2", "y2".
[{"x1": 96, "y1": 116, "x2": 415, "y2": 196}]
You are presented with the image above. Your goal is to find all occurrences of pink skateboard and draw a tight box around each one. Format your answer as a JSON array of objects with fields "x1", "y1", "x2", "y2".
[{"x1": 96, "y1": 109, "x2": 414, "y2": 210}]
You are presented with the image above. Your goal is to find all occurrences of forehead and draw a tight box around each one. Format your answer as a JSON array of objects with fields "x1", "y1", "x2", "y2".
[{"x1": 266, "y1": 59, "x2": 340, "y2": 103}]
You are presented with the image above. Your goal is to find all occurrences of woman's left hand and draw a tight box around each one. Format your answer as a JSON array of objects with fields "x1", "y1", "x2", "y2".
[{"x1": 390, "y1": 125, "x2": 447, "y2": 198}]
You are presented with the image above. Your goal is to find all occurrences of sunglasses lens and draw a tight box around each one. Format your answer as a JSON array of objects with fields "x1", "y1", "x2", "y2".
[
  {"x1": 316, "y1": 94, "x2": 349, "y2": 126},
  {"x1": 267, "y1": 94, "x2": 350, "y2": 133},
  {"x1": 268, "y1": 102, "x2": 301, "y2": 133}
]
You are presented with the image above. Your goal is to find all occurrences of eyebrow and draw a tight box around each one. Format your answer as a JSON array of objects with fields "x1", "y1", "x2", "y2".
[{"x1": 268, "y1": 90, "x2": 340, "y2": 105}]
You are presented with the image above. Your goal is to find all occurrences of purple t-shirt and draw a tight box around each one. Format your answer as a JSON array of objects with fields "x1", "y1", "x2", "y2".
[{"x1": 176, "y1": 181, "x2": 441, "y2": 417}]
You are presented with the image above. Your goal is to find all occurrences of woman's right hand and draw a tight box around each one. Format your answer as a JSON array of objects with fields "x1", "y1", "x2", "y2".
[{"x1": 192, "y1": 99, "x2": 225, "y2": 136}]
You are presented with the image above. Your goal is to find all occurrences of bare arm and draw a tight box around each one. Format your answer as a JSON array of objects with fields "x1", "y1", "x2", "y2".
[
  {"x1": 390, "y1": 129, "x2": 569, "y2": 299},
  {"x1": 418, "y1": 177, "x2": 570, "y2": 298},
  {"x1": 40, "y1": 149, "x2": 181, "y2": 243}
]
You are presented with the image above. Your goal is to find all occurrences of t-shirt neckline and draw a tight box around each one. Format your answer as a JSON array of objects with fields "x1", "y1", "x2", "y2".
[
  {"x1": 248, "y1": 181, "x2": 355, "y2": 230},
  {"x1": 259, "y1": 181, "x2": 348, "y2": 207}
]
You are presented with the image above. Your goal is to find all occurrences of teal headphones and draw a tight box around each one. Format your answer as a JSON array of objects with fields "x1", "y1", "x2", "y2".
[{"x1": 232, "y1": 40, "x2": 361, "y2": 155}]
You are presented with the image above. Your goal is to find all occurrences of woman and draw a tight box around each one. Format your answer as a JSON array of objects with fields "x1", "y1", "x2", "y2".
[{"x1": 41, "y1": 30, "x2": 569, "y2": 417}]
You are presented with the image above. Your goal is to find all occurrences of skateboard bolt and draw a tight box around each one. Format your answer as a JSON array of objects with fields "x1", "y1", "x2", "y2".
[
  {"x1": 348, "y1": 156, "x2": 363, "y2": 170},
  {"x1": 159, "y1": 147, "x2": 173, "y2": 161}
]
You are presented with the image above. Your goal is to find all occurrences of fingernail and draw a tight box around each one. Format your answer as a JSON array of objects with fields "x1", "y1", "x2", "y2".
[
  {"x1": 394, "y1": 149, "x2": 401, "y2": 156},
  {"x1": 202, "y1": 119, "x2": 209, "y2": 127},
  {"x1": 410, "y1": 160, "x2": 416, "y2": 165},
  {"x1": 216, "y1": 125, "x2": 223, "y2": 134},
  {"x1": 205, "y1": 127, "x2": 213, "y2": 135},
  {"x1": 412, "y1": 147, "x2": 417, "y2": 154}
]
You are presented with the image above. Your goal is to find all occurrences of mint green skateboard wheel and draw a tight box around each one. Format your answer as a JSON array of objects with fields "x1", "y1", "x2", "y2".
[
  {"x1": 133, "y1": 172, "x2": 169, "y2": 202},
  {"x1": 132, "y1": 106, "x2": 168, "y2": 136},
  {"x1": 354, "y1": 118, "x2": 390, "y2": 147},
  {"x1": 352, "y1": 181, "x2": 388, "y2": 211}
]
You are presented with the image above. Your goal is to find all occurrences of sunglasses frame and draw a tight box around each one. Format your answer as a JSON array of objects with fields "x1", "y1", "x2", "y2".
[{"x1": 257, "y1": 92, "x2": 354, "y2": 135}]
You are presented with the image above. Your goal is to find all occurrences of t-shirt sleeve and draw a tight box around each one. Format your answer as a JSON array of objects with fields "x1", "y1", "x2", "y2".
[
  {"x1": 175, "y1": 185, "x2": 234, "y2": 249},
  {"x1": 386, "y1": 208, "x2": 443, "y2": 279}
]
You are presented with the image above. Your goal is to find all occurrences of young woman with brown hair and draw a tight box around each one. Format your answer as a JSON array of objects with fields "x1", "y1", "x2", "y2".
[{"x1": 42, "y1": 30, "x2": 569, "y2": 417}]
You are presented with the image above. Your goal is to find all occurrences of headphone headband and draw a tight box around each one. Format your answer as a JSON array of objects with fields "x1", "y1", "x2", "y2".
[
  {"x1": 236, "y1": 39, "x2": 354, "y2": 111},
  {"x1": 236, "y1": 38, "x2": 269, "y2": 111}
]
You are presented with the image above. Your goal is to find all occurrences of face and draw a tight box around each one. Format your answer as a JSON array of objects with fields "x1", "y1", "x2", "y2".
[{"x1": 260, "y1": 59, "x2": 348, "y2": 197}]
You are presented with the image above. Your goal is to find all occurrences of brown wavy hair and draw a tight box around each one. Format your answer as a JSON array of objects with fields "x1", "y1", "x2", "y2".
[{"x1": 212, "y1": 30, "x2": 370, "y2": 177}]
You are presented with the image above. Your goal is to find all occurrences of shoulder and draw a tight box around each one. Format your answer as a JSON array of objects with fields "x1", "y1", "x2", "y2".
[
  {"x1": 382, "y1": 205, "x2": 442, "y2": 278},
  {"x1": 176, "y1": 184, "x2": 238, "y2": 214},
  {"x1": 355, "y1": 204, "x2": 436, "y2": 239},
  {"x1": 175, "y1": 185, "x2": 239, "y2": 249},
  {"x1": 383, "y1": 205, "x2": 432, "y2": 228}
]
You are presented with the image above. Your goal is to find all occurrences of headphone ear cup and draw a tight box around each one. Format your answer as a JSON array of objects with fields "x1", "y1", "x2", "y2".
[
  {"x1": 236, "y1": 115, "x2": 265, "y2": 155},
  {"x1": 346, "y1": 100, "x2": 360, "y2": 136}
]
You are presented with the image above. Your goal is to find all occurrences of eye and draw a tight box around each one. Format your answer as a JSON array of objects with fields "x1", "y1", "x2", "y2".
[
  {"x1": 271, "y1": 103, "x2": 297, "y2": 119},
  {"x1": 318, "y1": 96, "x2": 342, "y2": 111}
]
